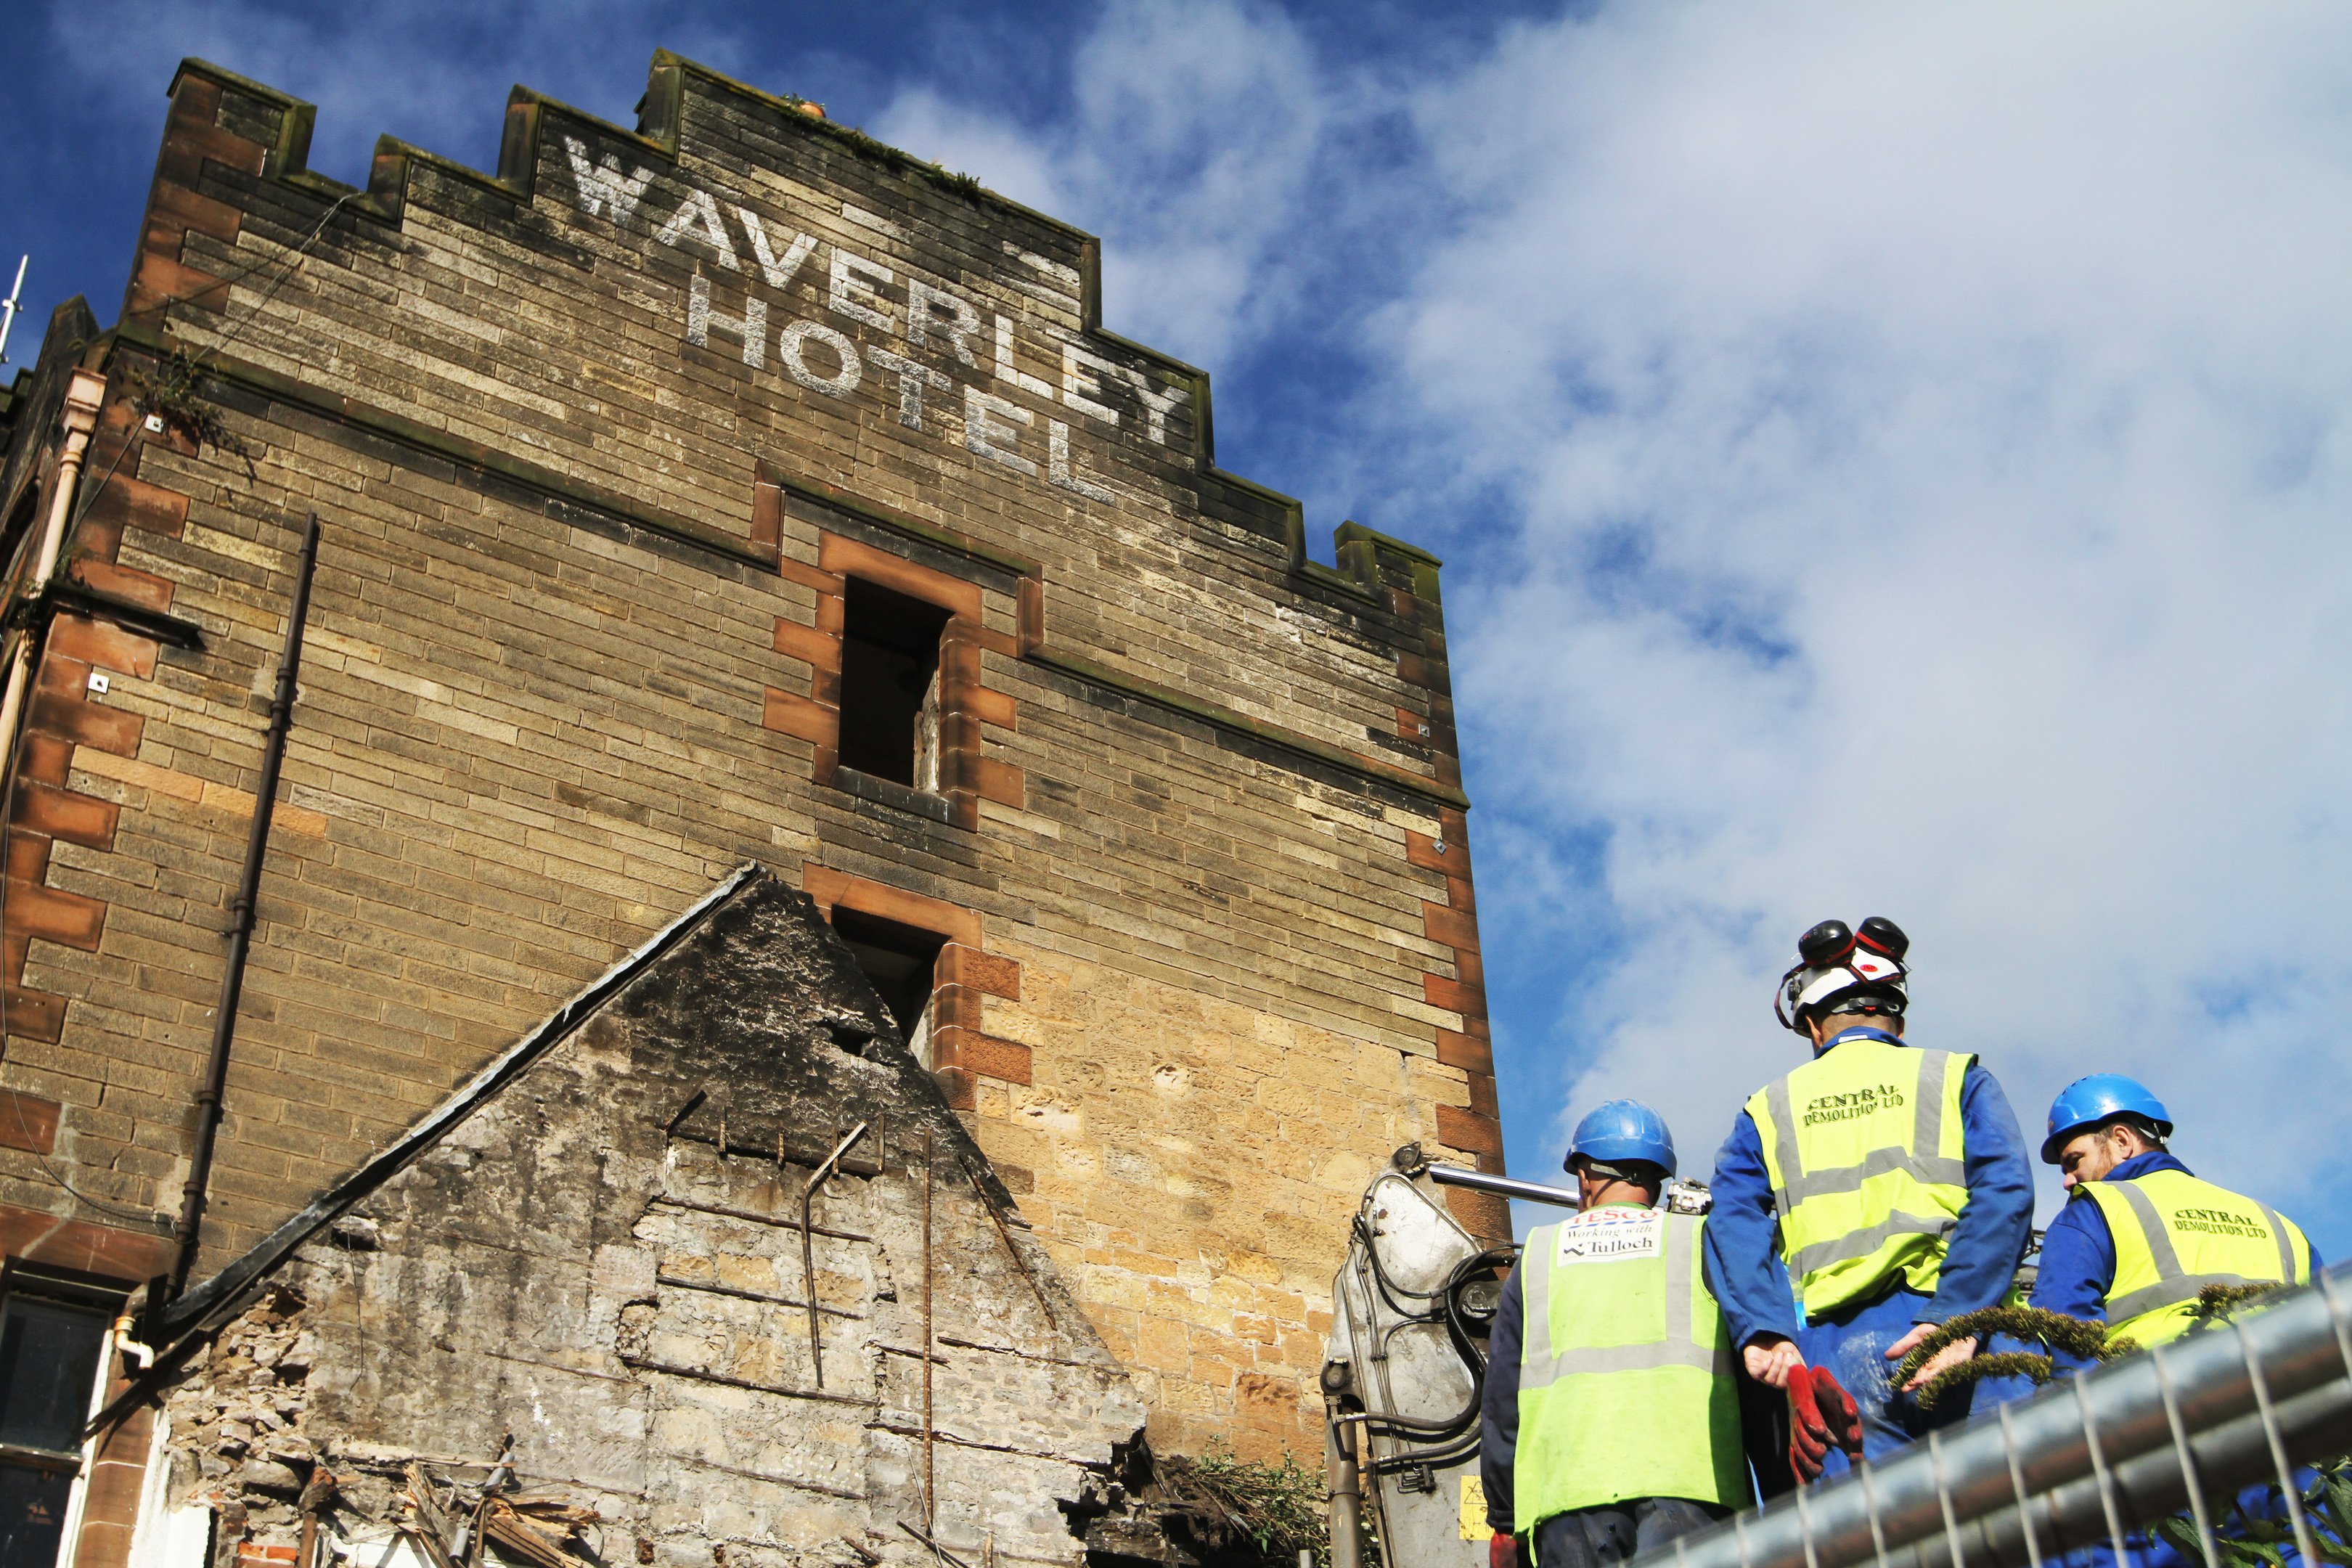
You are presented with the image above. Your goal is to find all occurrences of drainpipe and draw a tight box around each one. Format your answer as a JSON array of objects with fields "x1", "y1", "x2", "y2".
[
  {"x1": 169, "y1": 513, "x2": 321, "y2": 1299},
  {"x1": 0, "y1": 367, "x2": 110, "y2": 769},
  {"x1": 1323, "y1": 1365, "x2": 1365, "y2": 1568}
]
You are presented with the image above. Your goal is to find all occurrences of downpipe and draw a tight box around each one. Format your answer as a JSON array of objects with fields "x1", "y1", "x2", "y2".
[
  {"x1": 1643, "y1": 1262, "x2": 2352, "y2": 1568},
  {"x1": 0, "y1": 369, "x2": 110, "y2": 781},
  {"x1": 1324, "y1": 1366, "x2": 1366, "y2": 1568},
  {"x1": 168, "y1": 513, "x2": 322, "y2": 1300}
]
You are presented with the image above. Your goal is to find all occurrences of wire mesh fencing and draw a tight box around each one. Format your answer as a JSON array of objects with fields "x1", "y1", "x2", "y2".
[{"x1": 1635, "y1": 1262, "x2": 2352, "y2": 1568}]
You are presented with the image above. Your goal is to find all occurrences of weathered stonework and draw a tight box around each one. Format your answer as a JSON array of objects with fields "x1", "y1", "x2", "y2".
[
  {"x1": 134, "y1": 873, "x2": 1147, "y2": 1568},
  {"x1": 0, "y1": 44, "x2": 1506, "y2": 1513}
]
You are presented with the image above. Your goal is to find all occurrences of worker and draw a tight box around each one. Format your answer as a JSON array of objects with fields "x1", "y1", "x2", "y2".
[
  {"x1": 2011, "y1": 1087, "x2": 2322, "y2": 1568},
  {"x1": 1702, "y1": 917, "x2": 2035, "y2": 1474},
  {"x1": 1481, "y1": 1101, "x2": 1747, "y2": 1568},
  {"x1": 2035, "y1": 1074, "x2": 2317, "y2": 1346}
]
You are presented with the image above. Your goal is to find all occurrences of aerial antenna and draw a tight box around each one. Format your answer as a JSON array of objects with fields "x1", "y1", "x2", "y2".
[{"x1": 0, "y1": 256, "x2": 25, "y2": 367}]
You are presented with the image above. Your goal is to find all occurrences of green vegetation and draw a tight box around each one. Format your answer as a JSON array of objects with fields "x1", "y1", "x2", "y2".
[{"x1": 1162, "y1": 1440, "x2": 1381, "y2": 1568}]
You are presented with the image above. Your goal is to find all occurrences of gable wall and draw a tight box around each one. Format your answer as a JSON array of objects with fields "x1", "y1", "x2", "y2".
[{"x1": 147, "y1": 878, "x2": 1149, "y2": 1568}]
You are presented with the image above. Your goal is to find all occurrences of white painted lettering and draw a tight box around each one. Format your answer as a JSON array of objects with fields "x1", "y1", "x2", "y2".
[
  {"x1": 1061, "y1": 343, "x2": 1121, "y2": 425},
  {"x1": 780, "y1": 321, "x2": 861, "y2": 398},
  {"x1": 1049, "y1": 420, "x2": 1114, "y2": 502},
  {"x1": 1004, "y1": 242, "x2": 1082, "y2": 292},
  {"x1": 829, "y1": 249, "x2": 895, "y2": 330},
  {"x1": 653, "y1": 188, "x2": 741, "y2": 271},
  {"x1": 964, "y1": 388, "x2": 1036, "y2": 475},
  {"x1": 907, "y1": 279, "x2": 981, "y2": 368},
  {"x1": 687, "y1": 276, "x2": 767, "y2": 368},
  {"x1": 1123, "y1": 369, "x2": 1191, "y2": 446},
  {"x1": 562, "y1": 137, "x2": 655, "y2": 226},
  {"x1": 867, "y1": 346, "x2": 950, "y2": 432},
  {"x1": 993, "y1": 315, "x2": 1055, "y2": 399},
  {"x1": 736, "y1": 207, "x2": 816, "y2": 291},
  {"x1": 644, "y1": 195, "x2": 1157, "y2": 503},
  {"x1": 841, "y1": 202, "x2": 907, "y2": 240}
]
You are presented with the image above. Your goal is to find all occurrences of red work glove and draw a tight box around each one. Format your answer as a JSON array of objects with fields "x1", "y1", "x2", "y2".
[
  {"x1": 1785, "y1": 1365, "x2": 1834, "y2": 1482},
  {"x1": 1489, "y1": 1533, "x2": 1527, "y2": 1568},
  {"x1": 1785, "y1": 1365, "x2": 1866, "y2": 1482},
  {"x1": 1809, "y1": 1366, "x2": 1864, "y2": 1463}
]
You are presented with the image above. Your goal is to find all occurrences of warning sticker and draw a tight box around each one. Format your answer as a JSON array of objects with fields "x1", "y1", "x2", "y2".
[{"x1": 1460, "y1": 1474, "x2": 1493, "y2": 1541}]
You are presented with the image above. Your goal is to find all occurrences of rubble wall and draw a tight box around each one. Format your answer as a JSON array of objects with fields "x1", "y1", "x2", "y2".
[{"x1": 153, "y1": 878, "x2": 1143, "y2": 1568}]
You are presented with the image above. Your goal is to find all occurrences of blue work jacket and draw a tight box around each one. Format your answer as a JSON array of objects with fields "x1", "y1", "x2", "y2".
[
  {"x1": 1702, "y1": 1026, "x2": 2036, "y2": 1348},
  {"x1": 2032, "y1": 1150, "x2": 2325, "y2": 1328}
]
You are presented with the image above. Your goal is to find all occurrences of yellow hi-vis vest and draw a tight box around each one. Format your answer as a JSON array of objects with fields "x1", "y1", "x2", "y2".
[
  {"x1": 2079, "y1": 1169, "x2": 2311, "y2": 1349},
  {"x1": 1747, "y1": 1039, "x2": 1972, "y2": 1320},
  {"x1": 1514, "y1": 1207, "x2": 1744, "y2": 1528}
]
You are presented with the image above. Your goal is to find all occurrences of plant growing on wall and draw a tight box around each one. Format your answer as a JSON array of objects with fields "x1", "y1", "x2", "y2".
[
  {"x1": 1167, "y1": 1441, "x2": 1384, "y2": 1568},
  {"x1": 128, "y1": 348, "x2": 257, "y2": 476}
]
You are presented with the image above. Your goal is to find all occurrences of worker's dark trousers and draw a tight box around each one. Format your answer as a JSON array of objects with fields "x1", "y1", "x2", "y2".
[
  {"x1": 1797, "y1": 1283, "x2": 1975, "y2": 1469},
  {"x1": 1532, "y1": 1498, "x2": 1733, "y2": 1568}
]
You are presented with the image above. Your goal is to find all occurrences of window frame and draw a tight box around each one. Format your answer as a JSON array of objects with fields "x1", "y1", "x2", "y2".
[
  {"x1": 764, "y1": 526, "x2": 1026, "y2": 835},
  {"x1": 833, "y1": 576, "x2": 954, "y2": 798},
  {"x1": 828, "y1": 905, "x2": 950, "y2": 1067},
  {"x1": 0, "y1": 1262, "x2": 127, "y2": 1568}
]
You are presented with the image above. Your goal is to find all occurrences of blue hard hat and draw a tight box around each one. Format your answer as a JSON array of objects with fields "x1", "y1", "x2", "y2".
[
  {"x1": 2042, "y1": 1074, "x2": 2173, "y2": 1164},
  {"x1": 1566, "y1": 1099, "x2": 1677, "y2": 1178}
]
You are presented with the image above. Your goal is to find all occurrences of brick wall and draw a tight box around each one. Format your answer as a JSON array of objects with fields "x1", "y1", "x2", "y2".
[{"x1": 0, "y1": 51, "x2": 1507, "y2": 1465}]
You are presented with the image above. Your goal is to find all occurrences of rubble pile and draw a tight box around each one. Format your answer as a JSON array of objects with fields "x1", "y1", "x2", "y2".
[{"x1": 163, "y1": 1287, "x2": 325, "y2": 1516}]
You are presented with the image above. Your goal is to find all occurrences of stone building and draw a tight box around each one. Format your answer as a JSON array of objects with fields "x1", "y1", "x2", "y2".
[{"x1": 0, "y1": 49, "x2": 1503, "y2": 1568}]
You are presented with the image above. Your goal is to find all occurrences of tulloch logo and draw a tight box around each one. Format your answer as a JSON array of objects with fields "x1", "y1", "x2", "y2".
[
  {"x1": 1802, "y1": 1084, "x2": 1907, "y2": 1127},
  {"x1": 1557, "y1": 1212, "x2": 1662, "y2": 1264}
]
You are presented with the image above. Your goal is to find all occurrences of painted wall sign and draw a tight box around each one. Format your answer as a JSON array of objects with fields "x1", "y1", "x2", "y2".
[{"x1": 564, "y1": 139, "x2": 1190, "y2": 505}]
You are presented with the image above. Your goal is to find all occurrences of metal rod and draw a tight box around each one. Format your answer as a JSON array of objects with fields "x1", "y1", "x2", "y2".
[
  {"x1": 2073, "y1": 1373, "x2": 2130, "y2": 1567},
  {"x1": 1861, "y1": 1459, "x2": 1891, "y2": 1568},
  {"x1": 1425, "y1": 1164, "x2": 1581, "y2": 1208},
  {"x1": 171, "y1": 513, "x2": 320, "y2": 1299},
  {"x1": 2152, "y1": 1343, "x2": 2219, "y2": 1568},
  {"x1": 1927, "y1": 1431, "x2": 1964, "y2": 1568},
  {"x1": 0, "y1": 256, "x2": 27, "y2": 366},
  {"x1": 1636, "y1": 1259, "x2": 2352, "y2": 1568},
  {"x1": 2239, "y1": 1320, "x2": 2320, "y2": 1568},
  {"x1": 897, "y1": 1522, "x2": 973, "y2": 1568},
  {"x1": 2321, "y1": 1268, "x2": 2352, "y2": 1384},
  {"x1": 1998, "y1": 1402, "x2": 2041, "y2": 1568},
  {"x1": 963, "y1": 1153, "x2": 1058, "y2": 1333},
  {"x1": 1795, "y1": 1470, "x2": 1821, "y2": 1568},
  {"x1": 797, "y1": 1120, "x2": 868, "y2": 1389},
  {"x1": 923, "y1": 1128, "x2": 934, "y2": 1534}
]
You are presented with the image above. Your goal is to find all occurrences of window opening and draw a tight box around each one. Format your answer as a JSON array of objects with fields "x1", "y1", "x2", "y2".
[
  {"x1": 831, "y1": 907, "x2": 947, "y2": 1064},
  {"x1": 0, "y1": 1268, "x2": 120, "y2": 1568},
  {"x1": 837, "y1": 579, "x2": 951, "y2": 789}
]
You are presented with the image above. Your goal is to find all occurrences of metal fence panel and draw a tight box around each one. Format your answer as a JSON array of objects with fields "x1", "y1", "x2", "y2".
[{"x1": 1639, "y1": 1264, "x2": 2352, "y2": 1568}]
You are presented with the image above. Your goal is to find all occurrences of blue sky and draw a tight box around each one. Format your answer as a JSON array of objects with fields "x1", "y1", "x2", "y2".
[{"x1": 11, "y1": 1, "x2": 2352, "y2": 1261}]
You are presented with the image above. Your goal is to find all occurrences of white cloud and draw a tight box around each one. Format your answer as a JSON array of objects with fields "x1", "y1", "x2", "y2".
[
  {"x1": 867, "y1": 1, "x2": 2352, "y2": 1245},
  {"x1": 875, "y1": 0, "x2": 1335, "y2": 367},
  {"x1": 1387, "y1": 3, "x2": 2352, "y2": 1238}
]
